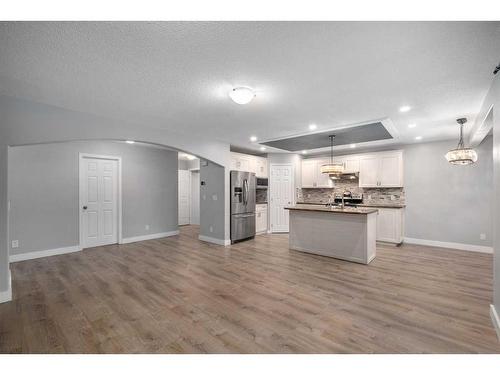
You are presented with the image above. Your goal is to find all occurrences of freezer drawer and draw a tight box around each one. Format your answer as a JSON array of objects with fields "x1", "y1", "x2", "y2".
[{"x1": 231, "y1": 213, "x2": 256, "y2": 242}]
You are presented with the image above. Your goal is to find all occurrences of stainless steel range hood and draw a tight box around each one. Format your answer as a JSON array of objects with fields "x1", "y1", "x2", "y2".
[{"x1": 330, "y1": 172, "x2": 359, "y2": 180}]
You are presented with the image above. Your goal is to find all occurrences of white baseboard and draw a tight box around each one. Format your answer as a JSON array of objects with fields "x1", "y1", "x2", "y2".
[
  {"x1": 490, "y1": 304, "x2": 500, "y2": 341},
  {"x1": 9, "y1": 245, "x2": 81, "y2": 263},
  {"x1": 121, "y1": 230, "x2": 179, "y2": 244},
  {"x1": 198, "y1": 235, "x2": 231, "y2": 246},
  {"x1": 404, "y1": 237, "x2": 493, "y2": 254},
  {"x1": 0, "y1": 270, "x2": 12, "y2": 304}
]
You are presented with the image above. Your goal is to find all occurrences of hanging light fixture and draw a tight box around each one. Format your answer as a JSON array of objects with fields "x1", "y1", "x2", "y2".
[
  {"x1": 320, "y1": 135, "x2": 344, "y2": 176},
  {"x1": 445, "y1": 118, "x2": 478, "y2": 165}
]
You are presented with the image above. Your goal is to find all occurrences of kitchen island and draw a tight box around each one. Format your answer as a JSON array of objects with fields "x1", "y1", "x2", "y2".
[{"x1": 285, "y1": 205, "x2": 378, "y2": 264}]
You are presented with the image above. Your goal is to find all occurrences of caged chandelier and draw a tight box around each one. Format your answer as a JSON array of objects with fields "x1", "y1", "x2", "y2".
[{"x1": 445, "y1": 118, "x2": 478, "y2": 165}]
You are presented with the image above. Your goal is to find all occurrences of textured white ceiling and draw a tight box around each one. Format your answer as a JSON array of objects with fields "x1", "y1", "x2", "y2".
[{"x1": 1, "y1": 21, "x2": 499, "y2": 153}]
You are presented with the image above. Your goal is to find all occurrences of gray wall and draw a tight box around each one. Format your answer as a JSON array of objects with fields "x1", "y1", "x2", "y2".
[
  {"x1": 489, "y1": 75, "x2": 500, "y2": 311},
  {"x1": 199, "y1": 160, "x2": 226, "y2": 241},
  {"x1": 8, "y1": 141, "x2": 178, "y2": 256},
  {"x1": 0, "y1": 94, "x2": 230, "y2": 296},
  {"x1": 404, "y1": 136, "x2": 493, "y2": 247}
]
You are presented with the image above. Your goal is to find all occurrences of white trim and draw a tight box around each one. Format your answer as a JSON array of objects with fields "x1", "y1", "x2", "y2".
[
  {"x1": 198, "y1": 235, "x2": 231, "y2": 246},
  {"x1": 9, "y1": 245, "x2": 81, "y2": 263},
  {"x1": 0, "y1": 270, "x2": 12, "y2": 304},
  {"x1": 121, "y1": 230, "x2": 179, "y2": 244},
  {"x1": 490, "y1": 304, "x2": 500, "y2": 341},
  {"x1": 79, "y1": 153, "x2": 123, "y2": 249},
  {"x1": 404, "y1": 237, "x2": 493, "y2": 254},
  {"x1": 470, "y1": 103, "x2": 494, "y2": 147}
]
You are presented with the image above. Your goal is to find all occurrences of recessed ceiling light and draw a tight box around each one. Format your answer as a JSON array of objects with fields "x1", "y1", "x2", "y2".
[
  {"x1": 350, "y1": 144, "x2": 356, "y2": 148},
  {"x1": 308, "y1": 123, "x2": 317, "y2": 131},
  {"x1": 408, "y1": 123, "x2": 417, "y2": 128},
  {"x1": 302, "y1": 150, "x2": 308, "y2": 154},
  {"x1": 415, "y1": 136, "x2": 423, "y2": 141},
  {"x1": 399, "y1": 105, "x2": 411, "y2": 113},
  {"x1": 250, "y1": 136, "x2": 258, "y2": 142},
  {"x1": 260, "y1": 146, "x2": 266, "y2": 151},
  {"x1": 125, "y1": 140, "x2": 135, "y2": 144},
  {"x1": 229, "y1": 87, "x2": 255, "y2": 105}
]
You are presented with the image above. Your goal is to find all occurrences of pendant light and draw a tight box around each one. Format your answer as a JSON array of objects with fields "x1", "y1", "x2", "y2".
[
  {"x1": 320, "y1": 135, "x2": 344, "y2": 175},
  {"x1": 445, "y1": 118, "x2": 478, "y2": 165}
]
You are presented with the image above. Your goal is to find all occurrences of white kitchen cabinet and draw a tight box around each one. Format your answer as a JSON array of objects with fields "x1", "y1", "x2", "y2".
[
  {"x1": 256, "y1": 204, "x2": 268, "y2": 234},
  {"x1": 359, "y1": 151, "x2": 403, "y2": 188},
  {"x1": 300, "y1": 159, "x2": 333, "y2": 188},
  {"x1": 375, "y1": 207, "x2": 404, "y2": 244},
  {"x1": 230, "y1": 152, "x2": 268, "y2": 177},
  {"x1": 336, "y1": 155, "x2": 360, "y2": 173},
  {"x1": 254, "y1": 157, "x2": 268, "y2": 177},
  {"x1": 301, "y1": 159, "x2": 317, "y2": 188}
]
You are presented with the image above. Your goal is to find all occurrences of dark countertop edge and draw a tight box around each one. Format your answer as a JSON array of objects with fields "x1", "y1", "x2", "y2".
[
  {"x1": 285, "y1": 206, "x2": 378, "y2": 215},
  {"x1": 296, "y1": 202, "x2": 406, "y2": 209}
]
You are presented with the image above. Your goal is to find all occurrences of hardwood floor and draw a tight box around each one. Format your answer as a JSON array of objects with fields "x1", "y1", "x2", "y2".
[{"x1": 1, "y1": 225, "x2": 499, "y2": 353}]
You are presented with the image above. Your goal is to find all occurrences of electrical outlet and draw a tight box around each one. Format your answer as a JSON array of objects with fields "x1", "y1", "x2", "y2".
[
  {"x1": 480, "y1": 233, "x2": 486, "y2": 240},
  {"x1": 145, "y1": 224, "x2": 150, "y2": 231},
  {"x1": 390, "y1": 195, "x2": 395, "y2": 201},
  {"x1": 11, "y1": 240, "x2": 19, "y2": 248}
]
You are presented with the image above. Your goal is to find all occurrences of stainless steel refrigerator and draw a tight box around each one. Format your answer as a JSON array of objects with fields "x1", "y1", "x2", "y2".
[{"x1": 230, "y1": 170, "x2": 256, "y2": 243}]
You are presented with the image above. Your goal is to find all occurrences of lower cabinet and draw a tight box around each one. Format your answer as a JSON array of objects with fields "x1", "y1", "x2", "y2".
[
  {"x1": 375, "y1": 208, "x2": 404, "y2": 244},
  {"x1": 256, "y1": 204, "x2": 268, "y2": 234}
]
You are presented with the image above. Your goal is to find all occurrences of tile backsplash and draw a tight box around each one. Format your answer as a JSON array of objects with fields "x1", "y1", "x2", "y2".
[{"x1": 297, "y1": 180, "x2": 405, "y2": 205}]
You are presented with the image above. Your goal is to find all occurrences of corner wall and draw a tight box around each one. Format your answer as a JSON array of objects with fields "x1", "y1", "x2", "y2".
[
  {"x1": 8, "y1": 141, "x2": 179, "y2": 257},
  {"x1": 0, "y1": 94, "x2": 231, "y2": 298}
]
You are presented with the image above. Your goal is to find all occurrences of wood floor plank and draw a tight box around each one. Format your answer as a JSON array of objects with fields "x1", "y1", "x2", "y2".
[{"x1": 0, "y1": 225, "x2": 499, "y2": 353}]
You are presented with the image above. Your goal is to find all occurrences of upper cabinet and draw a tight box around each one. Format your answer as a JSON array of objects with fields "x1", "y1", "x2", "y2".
[
  {"x1": 301, "y1": 150, "x2": 403, "y2": 188},
  {"x1": 300, "y1": 158, "x2": 334, "y2": 188},
  {"x1": 359, "y1": 150, "x2": 403, "y2": 188},
  {"x1": 230, "y1": 152, "x2": 268, "y2": 177}
]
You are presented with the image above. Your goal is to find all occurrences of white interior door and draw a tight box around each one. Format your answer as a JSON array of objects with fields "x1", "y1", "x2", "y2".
[
  {"x1": 270, "y1": 164, "x2": 294, "y2": 233},
  {"x1": 190, "y1": 170, "x2": 200, "y2": 225},
  {"x1": 80, "y1": 156, "x2": 119, "y2": 249},
  {"x1": 178, "y1": 170, "x2": 191, "y2": 225}
]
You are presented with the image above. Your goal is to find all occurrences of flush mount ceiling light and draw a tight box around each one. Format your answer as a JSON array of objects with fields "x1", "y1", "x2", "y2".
[
  {"x1": 229, "y1": 87, "x2": 255, "y2": 105},
  {"x1": 445, "y1": 118, "x2": 478, "y2": 165},
  {"x1": 321, "y1": 135, "x2": 344, "y2": 176}
]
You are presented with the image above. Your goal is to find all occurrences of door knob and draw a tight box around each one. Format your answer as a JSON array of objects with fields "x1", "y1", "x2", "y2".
[{"x1": 83, "y1": 206, "x2": 88, "y2": 210}]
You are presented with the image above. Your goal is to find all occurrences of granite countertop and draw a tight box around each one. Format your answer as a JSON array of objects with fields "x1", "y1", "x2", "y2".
[
  {"x1": 296, "y1": 201, "x2": 406, "y2": 209},
  {"x1": 286, "y1": 204, "x2": 378, "y2": 215}
]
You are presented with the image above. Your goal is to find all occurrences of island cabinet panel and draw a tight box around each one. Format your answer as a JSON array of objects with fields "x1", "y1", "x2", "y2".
[{"x1": 288, "y1": 209, "x2": 377, "y2": 264}]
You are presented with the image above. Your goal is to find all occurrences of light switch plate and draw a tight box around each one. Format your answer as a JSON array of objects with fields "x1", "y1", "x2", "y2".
[{"x1": 11, "y1": 240, "x2": 19, "y2": 248}]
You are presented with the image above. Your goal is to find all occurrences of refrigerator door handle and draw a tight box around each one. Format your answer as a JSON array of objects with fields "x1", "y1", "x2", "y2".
[{"x1": 243, "y1": 179, "x2": 248, "y2": 205}]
